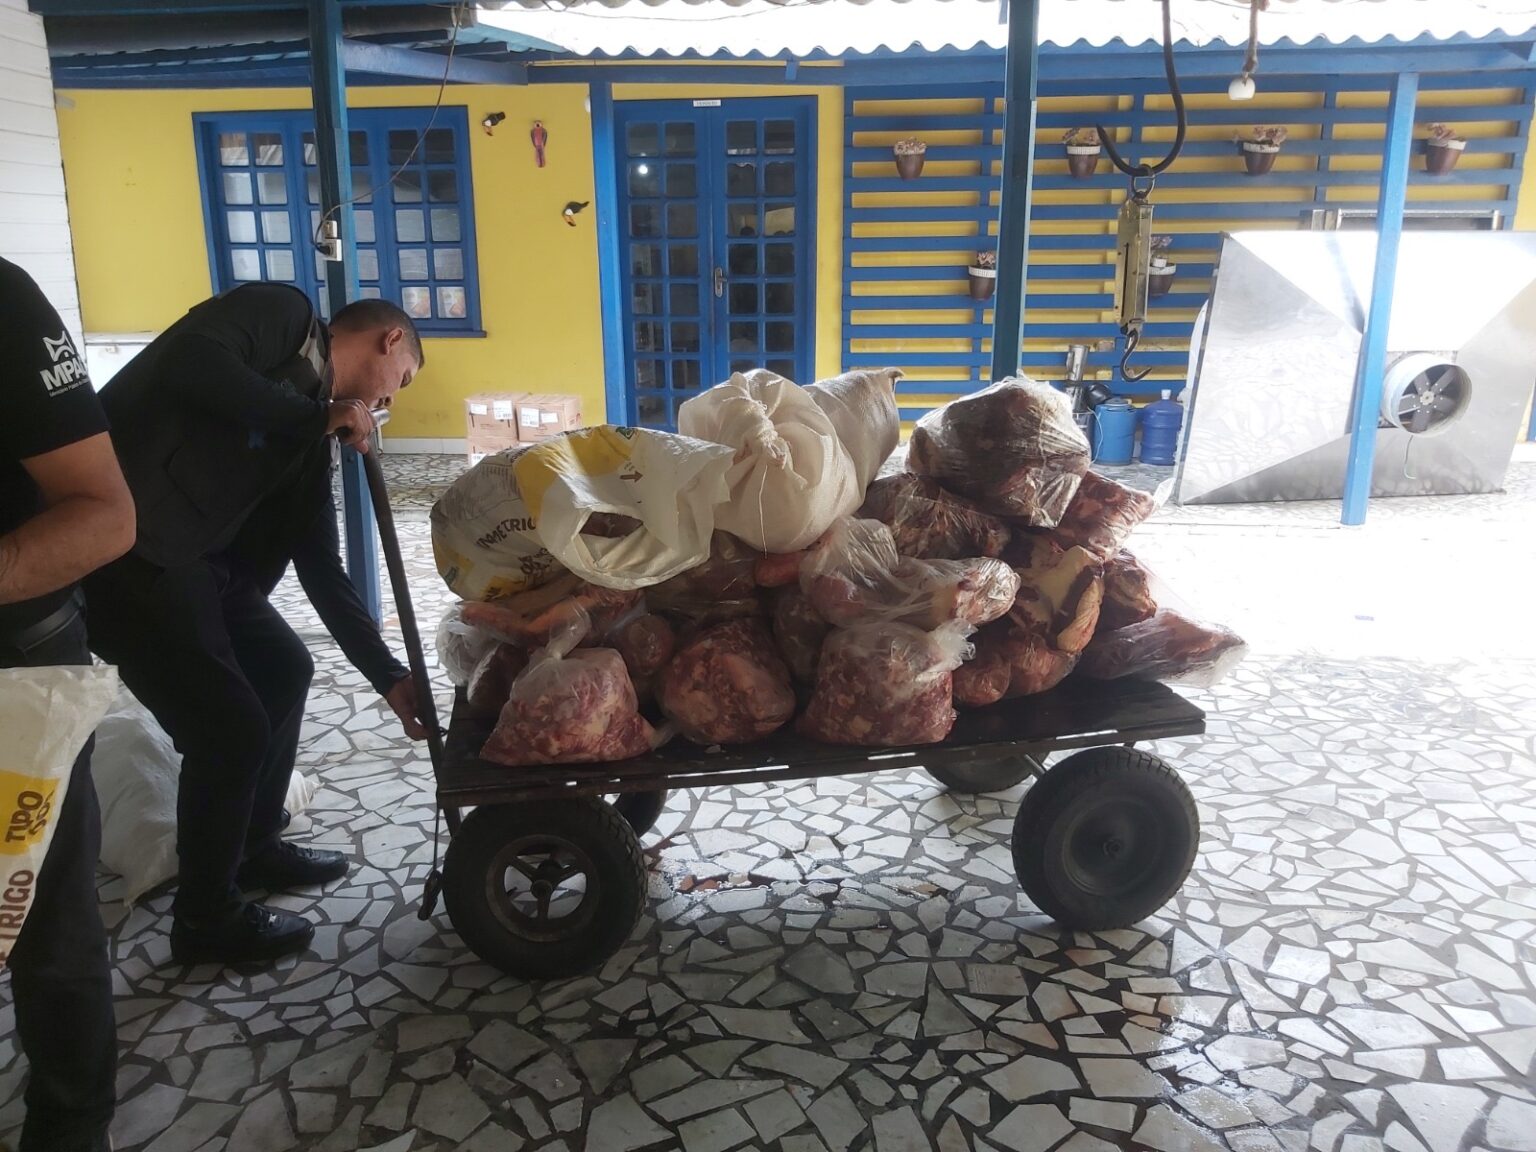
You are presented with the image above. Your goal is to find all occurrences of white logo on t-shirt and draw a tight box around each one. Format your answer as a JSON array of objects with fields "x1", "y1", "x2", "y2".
[{"x1": 38, "y1": 331, "x2": 88, "y2": 395}]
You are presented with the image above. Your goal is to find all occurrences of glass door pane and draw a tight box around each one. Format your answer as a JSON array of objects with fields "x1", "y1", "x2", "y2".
[{"x1": 615, "y1": 106, "x2": 714, "y2": 431}]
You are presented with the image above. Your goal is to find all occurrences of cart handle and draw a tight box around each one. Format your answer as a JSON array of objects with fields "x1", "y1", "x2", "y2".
[{"x1": 358, "y1": 444, "x2": 456, "y2": 835}]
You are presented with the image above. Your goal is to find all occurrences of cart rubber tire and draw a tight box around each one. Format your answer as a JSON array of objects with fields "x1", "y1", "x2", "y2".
[
  {"x1": 927, "y1": 758, "x2": 1038, "y2": 793},
  {"x1": 443, "y1": 796, "x2": 645, "y2": 980},
  {"x1": 610, "y1": 790, "x2": 668, "y2": 836},
  {"x1": 1013, "y1": 747, "x2": 1198, "y2": 931}
]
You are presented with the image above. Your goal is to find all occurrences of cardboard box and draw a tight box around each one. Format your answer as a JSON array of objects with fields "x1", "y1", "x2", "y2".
[
  {"x1": 466, "y1": 423, "x2": 522, "y2": 466},
  {"x1": 516, "y1": 394, "x2": 583, "y2": 443},
  {"x1": 465, "y1": 392, "x2": 526, "y2": 438}
]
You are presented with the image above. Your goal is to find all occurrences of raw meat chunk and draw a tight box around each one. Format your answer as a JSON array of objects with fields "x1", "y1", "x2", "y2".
[
  {"x1": 1079, "y1": 610, "x2": 1246, "y2": 685},
  {"x1": 907, "y1": 377, "x2": 1090, "y2": 525},
  {"x1": 754, "y1": 550, "x2": 807, "y2": 588},
  {"x1": 770, "y1": 587, "x2": 830, "y2": 683},
  {"x1": 436, "y1": 603, "x2": 498, "y2": 686},
  {"x1": 659, "y1": 618, "x2": 795, "y2": 745},
  {"x1": 1049, "y1": 471, "x2": 1158, "y2": 561},
  {"x1": 480, "y1": 616, "x2": 658, "y2": 766},
  {"x1": 1099, "y1": 552, "x2": 1157, "y2": 632},
  {"x1": 647, "y1": 531, "x2": 763, "y2": 627},
  {"x1": 953, "y1": 545, "x2": 1103, "y2": 705},
  {"x1": 798, "y1": 623, "x2": 971, "y2": 746},
  {"x1": 460, "y1": 574, "x2": 642, "y2": 648},
  {"x1": 858, "y1": 473, "x2": 1011, "y2": 560},
  {"x1": 609, "y1": 612, "x2": 676, "y2": 695},
  {"x1": 465, "y1": 643, "x2": 529, "y2": 718},
  {"x1": 801, "y1": 519, "x2": 1018, "y2": 631}
]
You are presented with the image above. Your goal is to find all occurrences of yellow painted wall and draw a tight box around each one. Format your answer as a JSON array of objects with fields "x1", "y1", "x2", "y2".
[
  {"x1": 55, "y1": 79, "x2": 842, "y2": 439},
  {"x1": 57, "y1": 84, "x2": 602, "y2": 440}
]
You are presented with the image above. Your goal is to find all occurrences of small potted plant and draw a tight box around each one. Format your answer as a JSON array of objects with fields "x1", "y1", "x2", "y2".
[
  {"x1": 1148, "y1": 235, "x2": 1176, "y2": 297},
  {"x1": 1236, "y1": 126, "x2": 1287, "y2": 176},
  {"x1": 893, "y1": 137, "x2": 927, "y2": 180},
  {"x1": 1063, "y1": 127, "x2": 1103, "y2": 180},
  {"x1": 1425, "y1": 123, "x2": 1466, "y2": 175},
  {"x1": 968, "y1": 249, "x2": 997, "y2": 301}
]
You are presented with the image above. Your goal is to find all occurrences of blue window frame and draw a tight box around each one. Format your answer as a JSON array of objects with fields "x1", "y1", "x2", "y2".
[{"x1": 193, "y1": 107, "x2": 482, "y2": 334}]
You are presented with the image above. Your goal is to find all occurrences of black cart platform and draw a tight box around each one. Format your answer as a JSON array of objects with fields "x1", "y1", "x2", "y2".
[{"x1": 361, "y1": 452, "x2": 1209, "y2": 981}]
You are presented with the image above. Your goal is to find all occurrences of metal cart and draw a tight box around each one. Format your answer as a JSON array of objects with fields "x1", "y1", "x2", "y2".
[{"x1": 363, "y1": 454, "x2": 1206, "y2": 981}]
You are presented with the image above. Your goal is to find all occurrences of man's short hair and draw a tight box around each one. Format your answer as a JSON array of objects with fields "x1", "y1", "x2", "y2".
[{"x1": 331, "y1": 298, "x2": 425, "y2": 369}]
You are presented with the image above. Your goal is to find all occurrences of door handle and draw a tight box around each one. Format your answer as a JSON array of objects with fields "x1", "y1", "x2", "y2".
[{"x1": 713, "y1": 266, "x2": 725, "y2": 299}]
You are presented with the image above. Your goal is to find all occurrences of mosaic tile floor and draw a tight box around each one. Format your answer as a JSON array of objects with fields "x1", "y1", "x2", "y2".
[{"x1": 1, "y1": 451, "x2": 1533, "y2": 1152}]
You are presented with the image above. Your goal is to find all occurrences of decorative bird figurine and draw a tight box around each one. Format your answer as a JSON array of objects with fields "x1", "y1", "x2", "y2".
[
  {"x1": 563, "y1": 201, "x2": 589, "y2": 227},
  {"x1": 530, "y1": 121, "x2": 549, "y2": 168},
  {"x1": 481, "y1": 111, "x2": 506, "y2": 136}
]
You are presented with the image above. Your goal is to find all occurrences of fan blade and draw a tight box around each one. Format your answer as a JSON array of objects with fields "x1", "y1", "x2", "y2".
[
  {"x1": 1430, "y1": 396, "x2": 1459, "y2": 415},
  {"x1": 1410, "y1": 407, "x2": 1432, "y2": 433}
]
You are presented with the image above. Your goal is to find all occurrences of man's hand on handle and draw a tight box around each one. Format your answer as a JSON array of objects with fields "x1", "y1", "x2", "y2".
[
  {"x1": 326, "y1": 399, "x2": 376, "y2": 454},
  {"x1": 385, "y1": 674, "x2": 429, "y2": 740}
]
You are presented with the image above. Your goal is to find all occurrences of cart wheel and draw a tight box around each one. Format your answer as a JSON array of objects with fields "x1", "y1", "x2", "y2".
[
  {"x1": 1013, "y1": 747, "x2": 1198, "y2": 931},
  {"x1": 609, "y1": 790, "x2": 668, "y2": 836},
  {"x1": 443, "y1": 796, "x2": 645, "y2": 980},
  {"x1": 927, "y1": 757, "x2": 1040, "y2": 793}
]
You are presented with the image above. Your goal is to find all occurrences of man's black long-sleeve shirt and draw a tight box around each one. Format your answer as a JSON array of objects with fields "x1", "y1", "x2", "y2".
[{"x1": 100, "y1": 283, "x2": 406, "y2": 696}]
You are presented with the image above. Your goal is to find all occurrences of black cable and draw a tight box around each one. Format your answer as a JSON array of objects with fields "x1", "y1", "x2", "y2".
[
  {"x1": 313, "y1": 0, "x2": 468, "y2": 252},
  {"x1": 1096, "y1": 0, "x2": 1187, "y2": 183}
]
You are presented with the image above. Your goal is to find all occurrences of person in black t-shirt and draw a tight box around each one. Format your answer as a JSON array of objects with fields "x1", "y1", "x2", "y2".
[
  {"x1": 83, "y1": 283, "x2": 427, "y2": 967},
  {"x1": 0, "y1": 256, "x2": 135, "y2": 1152}
]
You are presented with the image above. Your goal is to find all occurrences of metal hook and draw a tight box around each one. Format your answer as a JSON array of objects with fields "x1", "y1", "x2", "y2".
[{"x1": 1120, "y1": 326, "x2": 1153, "y2": 384}]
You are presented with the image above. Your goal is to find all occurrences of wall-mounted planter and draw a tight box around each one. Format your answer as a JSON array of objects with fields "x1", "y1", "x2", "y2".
[
  {"x1": 894, "y1": 141, "x2": 927, "y2": 180},
  {"x1": 968, "y1": 267, "x2": 997, "y2": 301},
  {"x1": 1066, "y1": 145, "x2": 1102, "y2": 180},
  {"x1": 1240, "y1": 142, "x2": 1280, "y2": 176},
  {"x1": 1148, "y1": 262, "x2": 1177, "y2": 298},
  {"x1": 1425, "y1": 139, "x2": 1465, "y2": 175}
]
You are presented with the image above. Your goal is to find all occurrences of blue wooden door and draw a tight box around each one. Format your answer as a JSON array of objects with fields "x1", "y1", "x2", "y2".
[{"x1": 613, "y1": 98, "x2": 816, "y2": 430}]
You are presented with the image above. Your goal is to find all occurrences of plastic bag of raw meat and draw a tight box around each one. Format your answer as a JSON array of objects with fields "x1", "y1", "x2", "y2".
[
  {"x1": 1099, "y1": 551, "x2": 1158, "y2": 632},
  {"x1": 607, "y1": 611, "x2": 676, "y2": 697},
  {"x1": 799, "y1": 622, "x2": 972, "y2": 746},
  {"x1": 678, "y1": 370, "x2": 863, "y2": 553},
  {"x1": 858, "y1": 473, "x2": 1011, "y2": 560},
  {"x1": 1078, "y1": 609, "x2": 1246, "y2": 686},
  {"x1": 465, "y1": 643, "x2": 529, "y2": 718},
  {"x1": 954, "y1": 545, "x2": 1103, "y2": 706},
  {"x1": 458, "y1": 574, "x2": 642, "y2": 649},
  {"x1": 907, "y1": 377, "x2": 1090, "y2": 526},
  {"x1": 646, "y1": 531, "x2": 764, "y2": 629},
  {"x1": 436, "y1": 603, "x2": 499, "y2": 686},
  {"x1": 770, "y1": 587, "x2": 831, "y2": 683},
  {"x1": 1048, "y1": 471, "x2": 1163, "y2": 561},
  {"x1": 659, "y1": 618, "x2": 796, "y2": 745},
  {"x1": 804, "y1": 368, "x2": 902, "y2": 491},
  {"x1": 801, "y1": 519, "x2": 1019, "y2": 631},
  {"x1": 481, "y1": 610, "x2": 659, "y2": 766}
]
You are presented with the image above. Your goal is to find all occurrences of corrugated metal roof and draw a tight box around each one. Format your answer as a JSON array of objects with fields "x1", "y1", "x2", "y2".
[{"x1": 481, "y1": 0, "x2": 1536, "y2": 57}]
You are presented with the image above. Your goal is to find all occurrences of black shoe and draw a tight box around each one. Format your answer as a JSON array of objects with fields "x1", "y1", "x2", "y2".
[
  {"x1": 237, "y1": 841, "x2": 349, "y2": 892},
  {"x1": 171, "y1": 903, "x2": 315, "y2": 966}
]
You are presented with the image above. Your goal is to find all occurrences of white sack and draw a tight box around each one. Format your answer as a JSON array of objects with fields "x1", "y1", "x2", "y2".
[
  {"x1": 805, "y1": 368, "x2": 903, "y2": 492},
  {"x1": 678, "y1": 370, "x2": 863, "y2": 553},
  {"x1": 0, "y1": 665, "x2": 118, "y2": 967}
]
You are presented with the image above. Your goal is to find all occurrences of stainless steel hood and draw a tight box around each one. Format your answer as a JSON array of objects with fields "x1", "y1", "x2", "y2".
[{"x1": 1174, "y1": 231, "x2": 1536, "y2": 505}]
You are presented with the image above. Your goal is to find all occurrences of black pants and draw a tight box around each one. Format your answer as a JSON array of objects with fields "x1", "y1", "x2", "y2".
[
  {"x1": 84, "y1": 553, "x2": 314, "y2": 920},
  {"x1": 0, "y1": 609, "x2": 116, "y2": 1152}
]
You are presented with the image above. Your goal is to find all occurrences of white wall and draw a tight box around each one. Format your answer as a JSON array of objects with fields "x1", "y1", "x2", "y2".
[{"x1": 0, "y1": 0, "x2": 82, "y2": 349}]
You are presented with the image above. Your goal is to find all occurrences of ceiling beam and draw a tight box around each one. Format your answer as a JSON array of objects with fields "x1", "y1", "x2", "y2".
[{"x1": 341, "y1": 39, "x2": 527, "y2": 84}]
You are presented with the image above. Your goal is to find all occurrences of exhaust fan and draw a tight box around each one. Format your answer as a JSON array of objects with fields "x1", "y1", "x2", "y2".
[{"x1": 1176, "y1": 231, "x2": 1536, "y2": 504}]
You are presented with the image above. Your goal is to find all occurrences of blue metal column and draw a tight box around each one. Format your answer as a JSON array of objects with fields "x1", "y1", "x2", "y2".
[
  {"x1": 989, "y1": 0, "x2": 1040, "y2": 382},
  {"x1": 1341, "y1": 71, "x2": 1418, "y2": 527},
  {"x1": 590, "y1": 82, "x2": 628, "y2": 425},
  {"x1": 308, "y1": 0, "x2": 380, "y2": 619}
]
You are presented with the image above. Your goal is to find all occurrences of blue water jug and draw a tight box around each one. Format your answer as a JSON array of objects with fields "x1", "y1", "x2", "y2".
[
  {"x1": 1091, "y1": 399, "x2": 1137, "y2": 465},
  {"x1": 1140, "y1": 389, "x2": 1184, "y2": 466}
]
